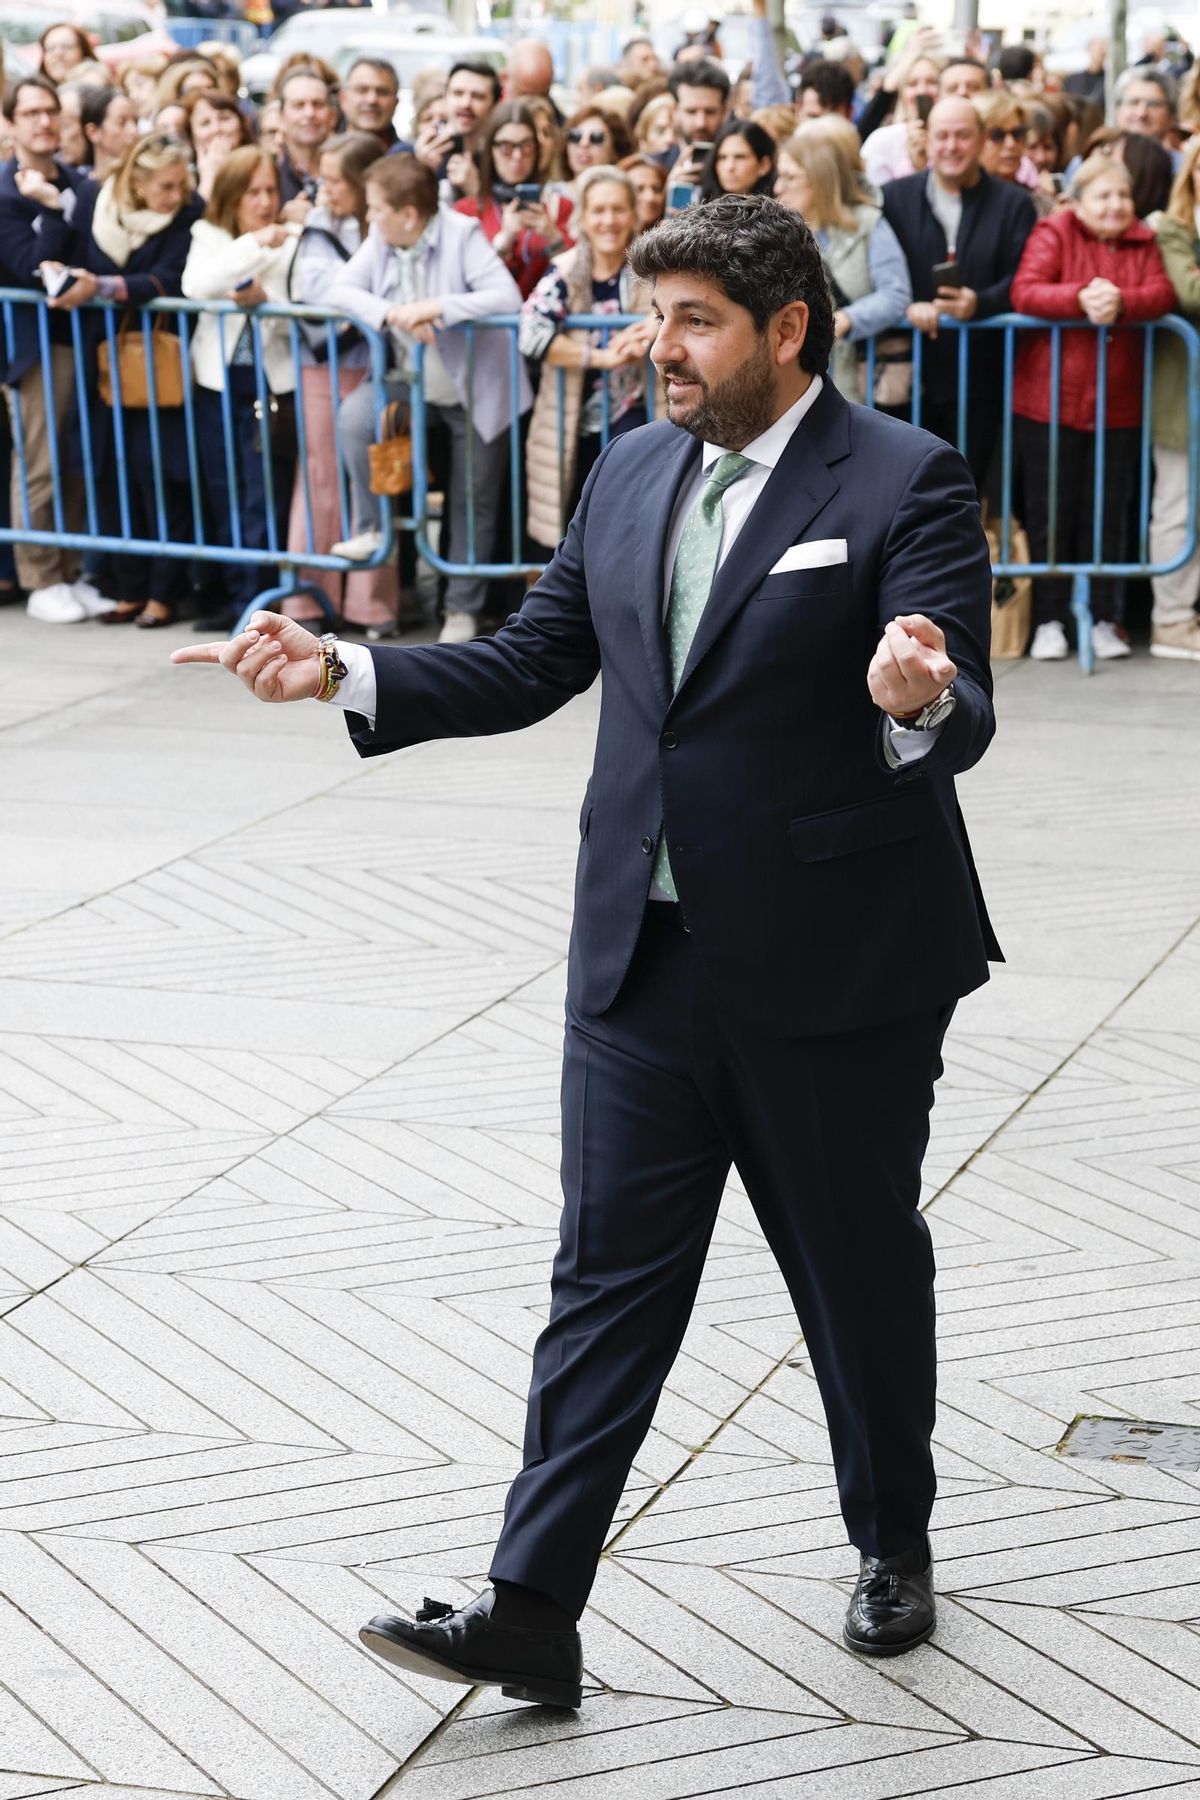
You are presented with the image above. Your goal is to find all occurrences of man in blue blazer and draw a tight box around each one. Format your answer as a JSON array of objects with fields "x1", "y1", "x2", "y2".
[{"x1": 176, "y1": 194, "x2": 1000, "y2": 1705}]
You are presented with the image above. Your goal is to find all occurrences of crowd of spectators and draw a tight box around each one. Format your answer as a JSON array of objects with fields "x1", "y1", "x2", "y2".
[{"x1": 2, "y1": 5, "x2": 1200, "y2": 658}]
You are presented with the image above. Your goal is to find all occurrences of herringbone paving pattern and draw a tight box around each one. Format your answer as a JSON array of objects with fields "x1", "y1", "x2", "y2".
[{"x1": 2, "y1": 616, "x2": 1200, "y2": 1798}]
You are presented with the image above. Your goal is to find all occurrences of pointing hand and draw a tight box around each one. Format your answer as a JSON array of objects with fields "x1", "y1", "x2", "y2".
[{"x1": 170, "y1": 611, "x2": 322, "y2": 703}]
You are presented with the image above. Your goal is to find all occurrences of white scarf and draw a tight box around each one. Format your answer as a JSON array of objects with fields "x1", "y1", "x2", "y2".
[{"x1": 91, "y1": 178, "x2": 176, "y2": 269}]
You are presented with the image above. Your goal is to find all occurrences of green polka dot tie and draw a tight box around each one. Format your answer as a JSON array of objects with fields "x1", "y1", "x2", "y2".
[{"x1": 653, "y1": 451, "x2": 753, "y2": 900}]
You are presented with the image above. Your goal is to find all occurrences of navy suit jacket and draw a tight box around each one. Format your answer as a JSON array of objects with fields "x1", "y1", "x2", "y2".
[
  {"x1": 0, "y1": 158, "x2": 87, "y2": 384},
  {"x1": 350, "y1": 381, "x2": 1001, "y2": 1034}
]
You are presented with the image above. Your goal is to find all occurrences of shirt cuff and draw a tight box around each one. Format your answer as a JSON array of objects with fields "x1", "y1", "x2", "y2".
[
  {"x1": 882, "y1": 714, "x2": 945, "y2": 769},
  {"x1": 325, "y1": 638, "x2": 377, "y2": 728}
]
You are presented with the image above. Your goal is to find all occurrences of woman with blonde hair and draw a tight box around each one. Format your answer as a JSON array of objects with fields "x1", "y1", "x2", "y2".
[
  {"x1": 37, "y1": 133, "x2": 202, "y2": 623},
  {"x1": 119, "y1": 54, "x2": 168, "y2": 129},
  {"x1": 155, "y1": 56, "x2": 221, "y2": 112},
  {"x1": 974, "y1": 90, "x2": 1050, "y2": 213},
  {"x1": 1149, "y1": 135, "x2": 1200, "y2": 658},
  {"x1": 751, "y1": 103, "x2": 800, "y2": 147},
  {"x1": 632, "y1": 91, "x2": 677, "y2": 157},
  {"x1": 182, "y1": 147, "x2": 300, "y2": 631},
  {"x1": 520, "y1": 165, "x2": 654, "y2": 547},
  {"x1": 861, "y1": 49, "x2": 943, "y2": 187},
  {"x1": 775, "y1": 120, "x2": 911, "y2": 402}
]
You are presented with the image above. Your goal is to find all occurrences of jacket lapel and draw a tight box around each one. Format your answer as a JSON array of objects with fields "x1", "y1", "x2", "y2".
[
  {"x1": 634, "y1": 426, "x2": 700, "y2": 711},
  {"x1": 672, "y1": 381, "x2": 849, "y2": 702}
]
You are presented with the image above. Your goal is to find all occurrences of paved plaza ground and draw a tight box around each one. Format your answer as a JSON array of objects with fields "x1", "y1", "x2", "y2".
[{"x1": 1, "y1": 611, "x2": 1200, "y2": 1800}]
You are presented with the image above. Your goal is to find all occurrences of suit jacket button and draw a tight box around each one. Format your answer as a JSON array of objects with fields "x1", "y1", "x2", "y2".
[
  {"x1": 641, "y1": 836, "x2": 654, "y2": 854},
  {"x1": 662, "y1": 731, "x2": 678, "y2": 749}
]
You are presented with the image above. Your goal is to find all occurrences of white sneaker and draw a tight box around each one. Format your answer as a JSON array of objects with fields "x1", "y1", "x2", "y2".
[
  {"x1": 71, "y1": 579, "x2": 117, "y2": 617},
  {"x1": 438, "y1": 611, "x2": 477, "y2": 645},
  {"x1": 1029, "y1": 621, "x2": 1068, "y2": 661},
  {"x1": 1092, "y1": 620, "x2": 1130, "y2": 660},
  {"x1": 27, "y1": 582, "x2": 86, "y2": 623},
  {"x1": 330, "y1": 528, "x2": 382, "y2": 562}
]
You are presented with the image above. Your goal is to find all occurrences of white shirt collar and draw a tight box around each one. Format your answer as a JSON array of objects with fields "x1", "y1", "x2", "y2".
[{"x1": 701, "y1": 375, "x2": 824, "y2": 475}]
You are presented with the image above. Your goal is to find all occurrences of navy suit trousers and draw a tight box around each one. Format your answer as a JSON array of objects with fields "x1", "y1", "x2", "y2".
[{"x1": 490, "y1": 905, "x2": 954, "y2": 1618}]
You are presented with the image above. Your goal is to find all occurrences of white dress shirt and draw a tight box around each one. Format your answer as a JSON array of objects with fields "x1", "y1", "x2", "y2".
[{"x1": 329, "y1": 376, "x2": 944, "y2": 766}]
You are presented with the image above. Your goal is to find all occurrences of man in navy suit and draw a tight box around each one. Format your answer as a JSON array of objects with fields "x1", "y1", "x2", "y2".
[{"x1": 176, "y1": 194, "x2": 1000, "y2": 1706}]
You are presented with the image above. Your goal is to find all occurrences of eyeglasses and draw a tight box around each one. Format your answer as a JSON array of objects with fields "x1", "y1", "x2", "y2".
[
  {"x1": 987, "y1": 126, "x2": 1028, "y2": 144},
  {"x1": 494, "y1": 136, "x2": 537, "y2": 153},
  {"x1": 568, "y1": 127, "x2": 610, "y2": 146}
]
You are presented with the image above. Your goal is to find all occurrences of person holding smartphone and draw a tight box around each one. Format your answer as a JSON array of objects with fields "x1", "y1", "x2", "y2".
[
  {"x1": 882, "y1": 97, "x2": 1036, "y2": 490},
  {"x1": 413, "y1": 61, "x2": 502, "y2": 201},
  {"x1": 454, "y1": 103, "x2": 573, "y2": 298}
]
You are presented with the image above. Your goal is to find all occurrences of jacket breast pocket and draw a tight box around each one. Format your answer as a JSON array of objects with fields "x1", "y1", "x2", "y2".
[
  {"x1": 790, "y1": 792, "x2": 924, "y2": 863},
  {"x1": 756, "y1": 561, "x2": 851, "y2": 603}
]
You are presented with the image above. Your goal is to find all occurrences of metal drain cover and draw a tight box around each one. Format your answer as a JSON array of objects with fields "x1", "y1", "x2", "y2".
[{"x1": 1056, "y1": 1415, "x2": 1200, "y2": 1470}]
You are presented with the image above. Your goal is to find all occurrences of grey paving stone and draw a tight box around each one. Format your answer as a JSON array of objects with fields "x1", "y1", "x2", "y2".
[{"x1": 7, "y1": 634, "x2": 1200, "y2": 1797}]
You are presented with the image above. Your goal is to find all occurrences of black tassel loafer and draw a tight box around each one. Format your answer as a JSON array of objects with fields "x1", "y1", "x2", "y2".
[
  {"x1": 843, "y1": 1540, "x2": 936, "y2": 1656},
  {"x1": 359, "y1": 1588, "x2": 584, "y2": 1709}
]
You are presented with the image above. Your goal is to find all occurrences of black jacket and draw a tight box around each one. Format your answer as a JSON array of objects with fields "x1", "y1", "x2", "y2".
[
  {"x1": 882, "y1": 167, "x2": 1036, "y2": 400},
  {"x1": 348, "y1": 383, "x2": 1001, "y2": 1034},
  {"x1": 0, "y1": 157, "x2": 87, "y2": 382},
  {"x1": 38, "y1": 179, "x2": 202, "y2": 308},
  {"x1": 37, "y1": 182, "x2": 203, "y2": 477}
]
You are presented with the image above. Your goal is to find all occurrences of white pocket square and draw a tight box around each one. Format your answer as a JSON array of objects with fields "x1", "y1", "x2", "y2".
[{"x1": 768, "y1": 538, "x2": 848, "y2": 575}]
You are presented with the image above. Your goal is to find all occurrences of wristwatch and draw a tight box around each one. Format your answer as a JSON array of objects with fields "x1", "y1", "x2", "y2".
[
  {"x1": 889, "y1": 684, "x2": 956, "y2": 731},
  {"x1": 314, "y1": 632, "x2": 348, "y2": 703}
]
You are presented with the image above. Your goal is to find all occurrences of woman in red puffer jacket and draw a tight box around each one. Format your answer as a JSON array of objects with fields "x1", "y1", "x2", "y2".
[{"x1": 1011, "y1": 154, "x2": 1175, "y2": 661}]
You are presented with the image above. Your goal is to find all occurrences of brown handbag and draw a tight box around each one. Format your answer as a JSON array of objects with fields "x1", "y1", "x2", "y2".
[
  {"x1": 368, "y1": 399, "x2": 413, "y2": 495},
  {"x1": 97, "y1": 314, "x2": 184, "y2": 410}
]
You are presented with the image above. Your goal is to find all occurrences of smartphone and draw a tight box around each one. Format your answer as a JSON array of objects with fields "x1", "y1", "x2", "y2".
[
  {"x1": 515, "y1": 182, "x2": 541, "y2": 206},
  {"x1": 40, "y1": 265, "x2": 74, "y2": 299},
  {"x1": 667, "y1": 181, "x2": 697, "y2": 212},
  {"x1": 1050, "y1": 172, "x2": 1066, "y2": 194},
  {"x1": 689, "y1": 140, "x2": 713, "y2": 160},
  {"x1": 234, "y1": 276, "x2": 255, "y2": 292},
  {"x1": 932, "y1": 259, "x2": 962, "y2": 291},
  {"x1": 447, "y1": 131, "x2": 465, "y2": 156},
  {"x1": 915, "y1": 94, "x2": 933, "y2": 124}
]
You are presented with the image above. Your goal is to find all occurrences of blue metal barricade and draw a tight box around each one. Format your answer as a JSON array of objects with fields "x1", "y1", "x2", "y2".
[
  {"x1": 0, "y1": 287, "x2": 398, "y2": 635},
  {"x1": 3, "y1": 294, "x2": 1197, "y2": 666},
  {"x1": 166, "y1": 18, "x2": 265, "y2": 53},
  {"x1": 861, "y1": 313, "x2": 1200, "y2": 672},
  {"x1": 408, "y1": 311, "x2": 1200, "y2": 674}
]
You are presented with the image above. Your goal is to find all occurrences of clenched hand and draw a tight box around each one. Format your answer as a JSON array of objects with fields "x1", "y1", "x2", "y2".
[{"x1": 868, "y1": 614, "x2": 956, "y2": 718}]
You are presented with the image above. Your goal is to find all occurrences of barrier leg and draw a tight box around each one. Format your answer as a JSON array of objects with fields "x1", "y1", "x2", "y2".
[
  {"x1": 1072, "y1": 573, "x2": 1095, "y2": 675},
  {"x1": 232, "y1": 569, "x2": 338, "y2": 637}
]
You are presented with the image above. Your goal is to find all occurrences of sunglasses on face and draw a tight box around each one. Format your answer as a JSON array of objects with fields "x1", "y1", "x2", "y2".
[
  {"x1": 987, "y1": 125, "x2": 1028, "y2": 144},
  {"x1": 568, "y1": 127, "x2": 609, "y2": 146},
  {"x1": 494, "y1": 137, "x2": 536, "y2": 153}
]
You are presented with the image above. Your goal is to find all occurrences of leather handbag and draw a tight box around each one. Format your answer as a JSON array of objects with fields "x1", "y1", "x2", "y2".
[
  {"x1": 368, "y1": 399, "x2": 413, "y2": 495},
  {"x1": 97, "y1": 314, "x2": 184, "y2": 409},
  {"x1": 857, "y1": 331, "x2": 914, "y2": 408}
]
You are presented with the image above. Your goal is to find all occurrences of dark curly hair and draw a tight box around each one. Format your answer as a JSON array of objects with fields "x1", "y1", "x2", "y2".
[{"x1": 627, "y1": 192, "x2": 834, "y2": 374}]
